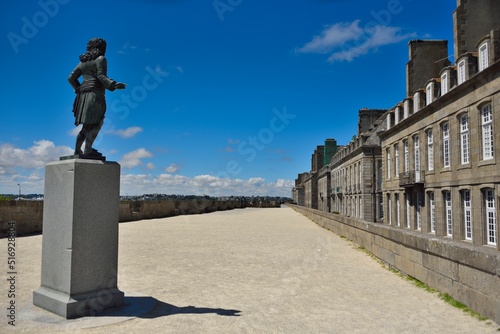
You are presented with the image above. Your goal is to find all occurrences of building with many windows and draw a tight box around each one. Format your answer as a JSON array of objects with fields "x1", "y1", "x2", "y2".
[
  {"x1": 291, "y1": 0, "x2": 500, "y2": 323},
  {"x1": 330, "y1": 109, "x2": 386, "y2": 222},
  {"x1": 382, "y1": 23, "x2": 500, "y2": 251}
]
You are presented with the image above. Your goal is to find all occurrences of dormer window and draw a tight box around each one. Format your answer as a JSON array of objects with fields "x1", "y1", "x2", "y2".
[
  {"x1": 426, "y1": 83, "x2": 433, "y2": 105},
  {"x1": 457, "y1": 59, "x2": 466, "y2": 84},
  {"x1": 441, "y1": 72, "x2": 448, "y2": 95},
  {"x1": 403, "y1": 98, "x2": 412, "y2": 118},
  {"x1": 479, "y1": 41, "x2": 489, "y2": 72},
  {"x1": 413, "y1": 91, "x2": 421, "y2": 112}
]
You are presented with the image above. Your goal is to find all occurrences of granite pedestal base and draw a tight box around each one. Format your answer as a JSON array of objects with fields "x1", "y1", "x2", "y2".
[{"x1": 33, "y1": 159, "x2": 124, "y2": 319}]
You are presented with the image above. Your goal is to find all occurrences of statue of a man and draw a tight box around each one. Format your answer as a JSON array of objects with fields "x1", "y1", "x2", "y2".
[{"x1": 68, "y1": 38, "x2": 126, "y2": 158}]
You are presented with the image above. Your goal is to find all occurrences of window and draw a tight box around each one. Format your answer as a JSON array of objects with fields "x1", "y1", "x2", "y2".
[
  {"x1": 429, "y1": 192, "x2": 435, "y2": 233},
  {"x1": 414, "y1": 135, "x2": 420, "y2": 182},
  {"x1": 427, "y1": 130, "x2": 434, "y2": 171},
  {"x1": 378, "y1": 195, "x2": 383, "y2": 219},
  {"x1": 444, "y1": 191, "x2": 453, "y2": 237},
  {"x1": 426, "y1": 83, "x2": 433, "y2": 105},
  {"x1": 395, "y1": 144, "x2": 400, "y2": 178},
  {"x1": 441, "y1": 72, "x2": 448, "y2": 95},
  {"x1": 479, "y1": 42, "x2": 489, "y2": 72},
  {"x1": 386, "y1": 148, "x2": 391, "y2": 179},
  {"x1": 416, "y1": 193, "x2": 422, "y2": 230},
  {"x1": 463, "y1": 190, "x2": 472, "y2": 241},
  {"x1": 485, "y1": 189, "x2": 497, "y2": 246},
  {"x1": 395, "y1": 193, "x2": 400, "y2": 227},
  {"x1": 442, "y1": 123, "x2": 450, "y2": 168},
  {"x1": 460, "y1": 114, "x2": 470, "y2": 164},
  {"x1": 413, "y1": 91, "x2": 421, "y2": 112},
  {"x1": 405, "y1": 194, "x2": 410, "y2": 228},
  {"x1": 388, "y1": 194, "x2": 392, "y2": 225},
  {"x1": 403, "y1": 140, "x2": 409, "y2": 174},
  {"x1": 404, "y1": 99, "x2": 411, "y2": 118},
  {"x1": 481, "y1": 104, "x2": 494, "y2": 160},
  {"x1": 458, "y1": 59, "x2": 466, "y2": 84}
]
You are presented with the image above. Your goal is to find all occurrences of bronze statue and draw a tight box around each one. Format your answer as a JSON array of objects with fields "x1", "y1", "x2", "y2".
[{"x1": 68, "y1": 38, "x2": 126, "y2": 159}]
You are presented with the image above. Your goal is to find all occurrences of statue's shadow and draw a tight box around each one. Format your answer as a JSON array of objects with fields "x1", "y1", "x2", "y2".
[{"x1": 96, "y1": 296, "x2": 241, "y2": 319}]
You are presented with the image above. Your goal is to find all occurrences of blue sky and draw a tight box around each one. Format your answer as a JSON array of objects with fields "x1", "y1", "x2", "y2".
[{"x1": 0, "y1": 0, "x2": 455, "y2": 197}]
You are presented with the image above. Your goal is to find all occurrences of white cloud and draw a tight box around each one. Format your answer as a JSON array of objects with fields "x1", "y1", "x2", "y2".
[
  {"x1": 108, "y1": 126, "x2": 143, "y2": 138},
  {"x1": 165, "y1": 163, "x2": 180, "y2": 173},
  {"x1": 0, "y1": 140, "x2": 73, "y2": 193},
  {"x1": 120, "y1": 173, "x2": 294, "y2": 197},
  {"x1": 155, "y1": 64, "x2": 169, "y2": 76},
  {"x1": 0, "y1": 140, "x2": 73, "y2": 170},
  {"x1": 146, "y1": 162, "x2": 155, "y2": 170},
  {"x1": 69, "y1": 124, "x2": 82, "y2": 136},
  {"x1": 297, "y1": 20, "x2": 363, "y2": 54},
  {"x1": 297, "y1": 20, "x2": 416, "y2": 62},
  {"x1": 119, "y1": 148, "x2": 153, "y2": 169}
]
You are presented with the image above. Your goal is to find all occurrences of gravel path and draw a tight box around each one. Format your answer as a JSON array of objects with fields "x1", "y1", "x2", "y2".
[{"x1": 1, "y1": 206, "x2": 498, "y2": 333}]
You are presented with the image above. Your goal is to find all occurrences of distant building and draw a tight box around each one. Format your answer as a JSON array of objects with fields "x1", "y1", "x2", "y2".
[{"x1": 330, "y1": 109, "x2": 386, "y2": 221}]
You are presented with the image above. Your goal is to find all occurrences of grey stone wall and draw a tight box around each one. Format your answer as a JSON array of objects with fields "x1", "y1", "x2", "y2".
[
  {"x1": 288, "y1": 204, "x2": 500, "y2": 325},
  {"x1": 0, "y1": 199, "x2": 280, "y2": 237}
]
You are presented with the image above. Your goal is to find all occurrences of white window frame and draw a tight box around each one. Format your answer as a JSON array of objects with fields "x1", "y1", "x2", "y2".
[
  {"x1": 386, "y1": 148, "x2": 391, "y2": 180},
  {"x1": 442, "y1": 123, "x2": 450, "y2": 168},
  {"x1": 481, "y1": 104, "x2": 494, "y2": 160},
  {"x1": 458, "y1": 59, "x2": 466, "y2": 84},
  {"x1": 479, "y1": 42, "x2": 489, "y2": 72},
  {"x1": 485, "y1": 189, "x2": 497, "y2": 246},
  {"x1": 404, "y1": 99, "x2": 411, "y2": 118},
  {"x1": 395, "y1": 193, "x2": 400, "y2": 227},
  {"x1": 460, "y1": 114, "x2": 470, "y2": 164},
  {"x1": 403, "y1": 140, "x2": 409, "y2": 174},
  {"x1": 414, "y1": 135, "x2": 420, "y2": 182},
  {"x1": 416, "y1": 193, "x2": 422, "y2": 230},
  {"x1": 388, "y1": 194, "x2": 392, "y2": 225},
  {"x1": 413, "y1": 91, "x2": 420, "y2": 112},
  {"x1": 441, "y1": 72, "x2": 448, "y2": 95},
  {"x1": 426, "y1": 83, "x2": 433, "y2": 105},
  {"x1": 394, "y1": 144, "x2": 400, "y2": 178},
  {"x1": 405, "y1": 193, "x2": 410, "y2": 229},
  {"x1": 445, "y1": 191, "x2": 453, "y2": 237},
  {"x1": 463, "y1": 190, "x2": 472, "y2": 241},
  {"x1": 427, "y1": 130, "x2": 434, "y2": 171},
  {"x1": 429, "y1": 192, "x2": 435, "y2": 233}
]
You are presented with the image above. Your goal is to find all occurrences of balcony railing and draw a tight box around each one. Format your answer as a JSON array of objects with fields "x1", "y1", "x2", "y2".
[{"x1": 399, "y1": 171, "x2": 425, "y2": 187}]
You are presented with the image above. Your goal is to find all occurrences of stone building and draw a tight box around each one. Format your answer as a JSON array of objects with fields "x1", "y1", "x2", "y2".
[
  {"x1": 382, "y1": 22, "x2": 500, "y2": 252},
  {"x1": 330, "y1": 110, "x2": 386, "y2": 222},
  {"x1": 293, "y1": 140, "x2": 338, "y2": 210},
  {"x1": 291, "y1": 1, "x2": 500, "y2": 322}
]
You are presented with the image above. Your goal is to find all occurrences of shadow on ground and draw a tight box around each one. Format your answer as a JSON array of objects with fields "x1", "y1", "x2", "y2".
[{"x1": 96, "y1": 296, "x2": 241, "y2": 319}]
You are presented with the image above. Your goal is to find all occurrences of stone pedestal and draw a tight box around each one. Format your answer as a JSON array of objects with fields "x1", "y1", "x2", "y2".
[{"x1": 33, "y1": 159, "x2": 124, "y2": 319}]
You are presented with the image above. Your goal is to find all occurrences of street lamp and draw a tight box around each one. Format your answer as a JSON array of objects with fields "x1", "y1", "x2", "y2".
[{"x1": 17, "y1": 183, "x2": 21, "y2": 200}]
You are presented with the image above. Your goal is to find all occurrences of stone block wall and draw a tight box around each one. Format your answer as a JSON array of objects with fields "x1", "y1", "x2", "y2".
[
  {"x1": 288, "y1": 204, "x2": 500, "y2": 324},
  {"x1": 0, "y1": 199, "x2": 280, "y2": 237},
  {"x1": 0, "y1": 200, "x2": 43, "y2": 236}
]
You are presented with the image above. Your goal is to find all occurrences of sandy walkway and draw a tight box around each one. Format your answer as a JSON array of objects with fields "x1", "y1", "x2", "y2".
[{"x1": 1, "y1": 206, "x2": 498, "y2": 333}]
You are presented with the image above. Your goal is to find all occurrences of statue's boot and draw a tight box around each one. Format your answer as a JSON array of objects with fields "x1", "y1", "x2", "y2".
[
  {"x1": 83, "y1": 129, "x2": 99, "y2": 156},
  {"x1": 75, "y1": 132, "x2": 85, "y2": 155}
]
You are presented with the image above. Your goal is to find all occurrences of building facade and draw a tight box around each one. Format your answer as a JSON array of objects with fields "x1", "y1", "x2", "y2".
[
  {"x1": 291, "y1": 1, "x2": 500, "y2": 322},
  {"x1": 382, "y1": 28, "x2": 500, "y2": 251}
]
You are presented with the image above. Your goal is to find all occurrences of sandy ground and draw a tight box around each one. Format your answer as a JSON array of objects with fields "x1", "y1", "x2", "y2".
[{"x1": 1, "y1": 206, "x2": 498, "y2": 333}]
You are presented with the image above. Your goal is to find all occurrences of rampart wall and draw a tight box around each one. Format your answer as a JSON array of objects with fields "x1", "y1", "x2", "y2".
[
  {"x1": 288, "y1": 204, "x2": 500, "y2": 324},
  {"x1": 0, "y1": 199, "x2": 280, "y2": 237}
]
